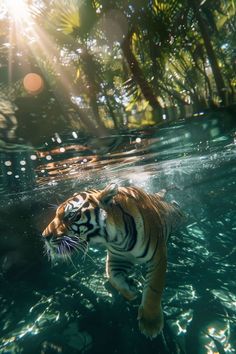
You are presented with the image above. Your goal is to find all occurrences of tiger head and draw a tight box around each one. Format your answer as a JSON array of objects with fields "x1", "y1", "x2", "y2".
[{"x1": 42, "y1": 184, "x2": 118, "y2": 260}]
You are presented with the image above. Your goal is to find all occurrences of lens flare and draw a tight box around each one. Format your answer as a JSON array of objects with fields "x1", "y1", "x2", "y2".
[{"x1": 23, "y1": 73, "x2": 44, "y2": 95}]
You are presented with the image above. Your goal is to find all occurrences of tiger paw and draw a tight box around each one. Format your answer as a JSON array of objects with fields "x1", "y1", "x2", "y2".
[{"x1": 137, "y1": 305, "x2": 164, "y2": 339}]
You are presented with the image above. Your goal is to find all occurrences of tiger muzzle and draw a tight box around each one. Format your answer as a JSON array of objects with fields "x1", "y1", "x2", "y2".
[{"x1": 42, "y1": 218, "x2": 67, "y2": 240}]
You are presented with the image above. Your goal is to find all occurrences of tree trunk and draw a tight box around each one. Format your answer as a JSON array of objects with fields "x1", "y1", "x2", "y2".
[
  {"x1": 81, "y1": 50, "x2": 108, "y2": 132},
  {"x1": 191, "y1": 54, "x2": 213, "y2": 104},
  {"x1": 105, "y1": 94, "x2": 120, "y2": 129},
  {"x1": 189, "y1": 0, "x2": 226, "y2": 105},
  {"x1": 121, "y1": 30, "x2": 162, "y2": 123}
]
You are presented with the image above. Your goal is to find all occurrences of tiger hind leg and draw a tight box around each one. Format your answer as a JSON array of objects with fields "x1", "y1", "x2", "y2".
[{"x1": 106, "y1": 252, "x2": 137, "y2": 301}]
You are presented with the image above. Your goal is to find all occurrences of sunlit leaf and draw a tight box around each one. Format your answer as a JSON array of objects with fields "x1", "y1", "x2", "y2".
[
  {"x1": 125, "y1": 100, "x2": 135, "y2": 112},
  {"x1": 137, "y1": 99, "x2": 149, "y2": 112},
  {"x1": 75, "y1": 68, "x2": 80, "y2": 81},
  {"x1": 50, "y1": 0, "x2": 80, "y2": 35},
  {"x1": 153, "y1": 0, "x2": 169, "y2": 14}
]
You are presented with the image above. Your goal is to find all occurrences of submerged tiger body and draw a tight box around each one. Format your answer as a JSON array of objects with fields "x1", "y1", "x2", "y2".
[{"x1": 42, "y1": 184, "x2": 184, "y2": 338}]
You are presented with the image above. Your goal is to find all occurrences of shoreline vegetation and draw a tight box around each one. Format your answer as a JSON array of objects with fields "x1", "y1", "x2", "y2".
[{"x1": 0, "y1": 0, "x2": 235, "y2": 144}]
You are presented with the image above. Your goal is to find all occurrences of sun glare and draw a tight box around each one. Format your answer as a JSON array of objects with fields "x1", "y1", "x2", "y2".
[{"x1": 6, "y1": 0, "x2": 30, "y2": 23}]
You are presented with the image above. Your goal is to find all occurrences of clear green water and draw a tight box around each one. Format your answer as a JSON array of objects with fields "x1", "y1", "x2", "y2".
[{"x1": 0, "y1": 111, "x2": 236, "y2": 354}]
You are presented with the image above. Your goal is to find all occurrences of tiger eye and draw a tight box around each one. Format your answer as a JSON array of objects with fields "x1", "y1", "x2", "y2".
[{"x1": 63, "y1": 212, "x2": 75, "y2": 223}]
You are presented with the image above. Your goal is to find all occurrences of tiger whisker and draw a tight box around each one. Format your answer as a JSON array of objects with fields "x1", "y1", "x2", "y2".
[
  {"x1": 65, "y1": 235, "x2": 88, "y2": 250},
  {"x1": 45, "y1": 233, "x2": 100, "y2": 269},
  {"x1": 74, "y1": 242, "x2": 99, "y2": 266},
  {"x1": 73, "y1": 243, "x2": 86, "y2": 256},
  {"x1": 65, "y1": 249, "x2": 79, "y2": 271},
  {"x1": 59, "y1": 239, "x2": 84, "y2": 271},
  {"x1": 76, "y1": 242, "x2": 89, "y2": 258},
  {"x1": 43, "y1": 246, "x2": 48, "y2": 257},
  {"x1": 47, "y1": 203, "x2": 58, "y2": 210},
  {"x1": 63, "y1": 237, "x2": 79, "y2": 247},
  {"x1": 44, "y1": 241, "x2": 57, "y2": 261}
]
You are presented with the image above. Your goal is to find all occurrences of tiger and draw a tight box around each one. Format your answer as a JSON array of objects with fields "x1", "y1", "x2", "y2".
[{"x1": 42, "y1": 184, "x2": 184, "y2": 338}]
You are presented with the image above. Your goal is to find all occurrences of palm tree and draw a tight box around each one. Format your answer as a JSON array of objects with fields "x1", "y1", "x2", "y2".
[
  {"x1": 188, "y1": 0, "x2": 226, "y2": 105},
  {"x1": 121, "y1": 29, "x2": 163, "y2": 121}
]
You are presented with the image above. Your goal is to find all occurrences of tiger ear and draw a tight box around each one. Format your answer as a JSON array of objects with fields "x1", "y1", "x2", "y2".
[{"x1": 99, "y1": 183, "x2": 118, "y2": 208}]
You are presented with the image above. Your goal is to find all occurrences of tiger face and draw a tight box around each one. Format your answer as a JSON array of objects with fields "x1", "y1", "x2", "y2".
[{"x1": 42, "y1": 190, "x2": 109, "y2": 260}]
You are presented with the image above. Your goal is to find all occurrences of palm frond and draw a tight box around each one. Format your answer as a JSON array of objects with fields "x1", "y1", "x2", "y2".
[{"x1": 49, "y1": 0, "x2": 81, "y2": 35}]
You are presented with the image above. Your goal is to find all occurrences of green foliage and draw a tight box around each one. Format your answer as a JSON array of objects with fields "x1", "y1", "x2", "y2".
[{"x1": 0, "y1": 0, "x2": 235, "y2": 133}]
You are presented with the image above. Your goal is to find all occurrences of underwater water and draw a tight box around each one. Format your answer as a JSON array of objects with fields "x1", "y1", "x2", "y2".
[{"x1": 0, "y1": 110, "x2": 236, "y2": 354}]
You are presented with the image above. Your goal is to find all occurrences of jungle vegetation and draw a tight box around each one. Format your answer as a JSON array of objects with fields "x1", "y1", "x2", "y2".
[{"x1": 0, "y1": 0, "x2": 235, "y2": 142}]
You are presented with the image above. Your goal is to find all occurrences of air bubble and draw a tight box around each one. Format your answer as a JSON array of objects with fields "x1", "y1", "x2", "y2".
[
  {"x1": 30, "y1": 155, "x2": 37, "y2": 160},
  {"x1": 72, "y1": 131, "x2": 78, "y2": 139},
  {"x1": 46, "y1": 155, "x2": 52, "y2": 160},
  {"x1": 135, "y1": 138, "x2": 141, "y2": 143},
  {"x1": 7, "y1": 171, "x2": 12, "y2": 175},
  {"x1": 20, "y1": 160, "x2": 26, "y2": 165},
  {"x1": 4, "y1": 161, "x2": 12, "y2": 166},
  {"x1": 15, "y1": 175, "x2": 19, "y2": 179},
  {"x1": 55, "y1": 133, "x2": 62, "y2": 144},
  {"x1": 60, "y1": 147, "x2": 65, "y2": 152}
]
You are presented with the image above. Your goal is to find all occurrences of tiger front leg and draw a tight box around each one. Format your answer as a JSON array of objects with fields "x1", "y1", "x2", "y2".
[
  {"x1": 138, "y1": 243, "x2": 167, "y2": 338},
  {"x1": 106, "y1": 252, "x2": 137, "y2": 301}
]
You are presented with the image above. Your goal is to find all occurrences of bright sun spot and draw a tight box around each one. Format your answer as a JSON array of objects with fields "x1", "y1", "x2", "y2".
[{"x1": 5, "y1": 0, "x2": 30, "y2": 22}]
